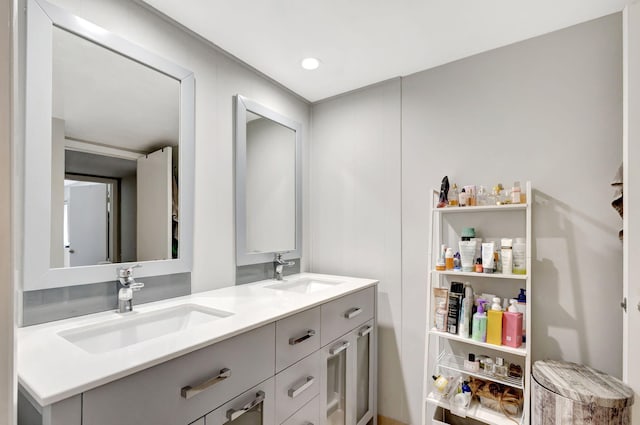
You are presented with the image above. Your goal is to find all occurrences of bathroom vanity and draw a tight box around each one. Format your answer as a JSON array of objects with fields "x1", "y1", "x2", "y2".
[{"x1": 18, "y1": 273, "x2": 378, "y2": 425}]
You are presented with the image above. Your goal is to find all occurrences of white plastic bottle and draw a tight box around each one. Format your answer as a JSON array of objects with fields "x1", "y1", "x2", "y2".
[
  {"x1": 501, "y1": 238, "x2": 513, "y2": 274},
  {"x1": 458, "y1": 283, "x2": 474, "y2": 338},
  {"x1": 512, "y1": 237, "x2": 526, "y2": 274}
]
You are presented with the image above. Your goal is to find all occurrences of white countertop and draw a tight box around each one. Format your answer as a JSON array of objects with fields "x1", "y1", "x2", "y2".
[{"x1": 18, "y1": 273, "x2": 377, "y2": 407}]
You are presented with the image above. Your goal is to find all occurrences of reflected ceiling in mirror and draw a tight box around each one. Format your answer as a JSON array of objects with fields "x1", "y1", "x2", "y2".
[{"x1": 52, "y1": 26, "x2": 179, "y2": 152}]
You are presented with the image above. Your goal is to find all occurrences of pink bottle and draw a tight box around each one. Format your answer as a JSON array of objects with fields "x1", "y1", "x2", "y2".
[{"x1": 502, "y1": 303, "x2": 523, "y2": 348}]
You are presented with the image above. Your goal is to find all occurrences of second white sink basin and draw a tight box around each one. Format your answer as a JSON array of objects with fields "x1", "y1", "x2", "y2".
[
  {"x1": 58, "y1": 304, "x2": 233, "y2": 354},
  {"x1": 265, "y1": 277, "x2": 343, "y2": 294}
]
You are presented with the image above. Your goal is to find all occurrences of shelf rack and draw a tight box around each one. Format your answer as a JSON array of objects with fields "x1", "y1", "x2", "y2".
[
  {"x1": 431, "y1": 270, "x2": 528, "y2": 281},
  {"x1": 428, "y1": 329, "x2": 527, "y2": 357},
  {"x1": 434, "y1": 352, "x2": 524, "y2": 389},
  {"x1": 422, "y1": 181, "x2": 532, "y2": 425},
  {"x1": 427, "y1": 393, "x2": 523, "y2": 425}
]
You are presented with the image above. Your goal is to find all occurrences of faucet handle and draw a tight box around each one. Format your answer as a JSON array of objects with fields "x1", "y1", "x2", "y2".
[{"x1": 118, "y1": 263, "x2": 142, "y2": 278}]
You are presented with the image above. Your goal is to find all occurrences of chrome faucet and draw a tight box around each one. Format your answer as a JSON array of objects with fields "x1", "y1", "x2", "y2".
[
  {"x1": 117, "y1": 264, "x2": 145, "y2": 313},
  {"x1": 273, "y1": 253, "x2": 295, "y2": 281}
]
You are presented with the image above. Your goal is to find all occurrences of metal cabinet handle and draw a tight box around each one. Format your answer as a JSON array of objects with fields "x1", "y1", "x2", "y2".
[
  {"x1": 358, "y1": 325, "x2": 373, "y2": 337},
  {"x1": 226, "y1": 391, "x2": 265, "y2": 422},
  {"x1": 289, "y1": 330, "x2": 316, "y2": 345},
  {"x1": 288, "y1": 376, "x2": 315, "y2": 398},
  {"x1": 329, "y1": 341, "x2": 350, "y2": 355},
  {"x1": 181, "y1": 368, "x2": 231, "y2": 399},
  {"x1": 344, "y1": 307, "x2": 362, "y2": 319}
]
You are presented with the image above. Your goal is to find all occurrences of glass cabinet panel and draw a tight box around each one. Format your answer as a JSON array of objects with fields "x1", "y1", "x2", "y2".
[
  {"x1": 326, "y1": 344, "x2": 348, "y2": 425},
  {"x1": 356, "y1": 331, "x2": 370, "y2": 423}
]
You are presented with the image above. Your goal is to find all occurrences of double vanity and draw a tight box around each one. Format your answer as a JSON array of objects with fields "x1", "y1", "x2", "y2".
[
  {"x1": 17, "y1": 2, "x2": 377, "y2": 425},
  {"x1": 18, "y1": 273, "x2": 378, "y2": 425}
]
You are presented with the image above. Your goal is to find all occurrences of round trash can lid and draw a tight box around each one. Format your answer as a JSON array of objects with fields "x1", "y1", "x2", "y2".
[{"x1": 533, "y1": 360, "x2": 634, "y2": 409}]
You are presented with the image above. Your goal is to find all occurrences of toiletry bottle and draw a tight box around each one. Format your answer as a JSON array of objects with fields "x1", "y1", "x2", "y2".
[
  {"x1": 432, "y1": 375, "x2": 449, "y2": 393},
  {"x1": 486, "y1": 297, "x2": 503, "y2": 345},
  {"x1": 448, "y1": 184, "x2": 459, "y2": 207},
  {"x1": 502, "y1": 300, "x2": 523, "y2": 348},
  {"x1": 464, "y1": 353, "x2": 480, "y2": 372},
  {"x1": 511, "y1": 181, "x2": 521, "y2": 204},
  {"x1": 471, "y1": 299, "x2": 487, "y2": 342},
  {"x1": 458, "y1": 188, "x2": 468, "y2": 207},
  {"x1": 475, "y1": 258, "x2": 483, "y2": 273},
  {"x1": 512, "y1": 237, "x2": 526, "y2": 274},
  {"x1": 436, "y1": 244, "x2": 446, "y2": 271},
  {"x1": 453, "y1": 252, "x2": 461, "y2": 270},
  {"x1": 477, "y1": 185, "x2": 487, "y2": 206},
  {"x1": 501, "y1": 238, "x2": 513, "y2": 274},
  {"x1": 494, "y1": 357, "x2": 508, "y2": 377},
  {"x1": 435, "y1": 301, "x2": 447, "y2": 332},
  {"x1": 458, "y1": 283, "x2": 473, "y2": 338},
  {"x1": 445, "y1": 248, "x2": 454, "y2": 270},
  {"x1": 483, "y1": 358, "x2": 494, "y2": 375},
  {"x1": 517, "y1": 288, "x2": 527, "y2": 343},
  {"x1": 464, "y1": 185, "x2": 476, "y2": 206}
]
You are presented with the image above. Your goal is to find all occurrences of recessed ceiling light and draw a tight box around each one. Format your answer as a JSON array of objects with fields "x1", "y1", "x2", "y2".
[{"x1": 301, "y1": 57, "x2": 320, "y2": 70}]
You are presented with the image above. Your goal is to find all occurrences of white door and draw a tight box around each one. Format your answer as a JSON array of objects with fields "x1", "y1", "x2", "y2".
[
  {"x1": 67, "y1": 182, "x2": 108, "y2": 266},
  {"x1": 137, "y1": 147, "x2": 172, "y2": 261},
  {"x1": 623, "y1": 3, "x2": 640, "y2": 421}
]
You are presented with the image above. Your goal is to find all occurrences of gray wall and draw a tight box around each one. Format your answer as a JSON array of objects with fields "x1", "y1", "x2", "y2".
[
  {"x1": 310, "y1": 79, "x2": 404, "y2": 420},
  {"x1": 311, "y1": 13, "x2": 622, "y2": 424},
  {"x1": 1, "y1": 0, "x2": 14, "y2": 422},
  {"x1": 18, "y1": 0, "x2": 311, "y2": 322}
]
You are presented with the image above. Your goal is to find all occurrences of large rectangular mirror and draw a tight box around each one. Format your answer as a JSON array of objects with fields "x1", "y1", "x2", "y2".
[
  {"x1": 23, "y1": 0, "x2": 195, "y2": 290},
  {"x1": 235, "y1": 95, "x2": 302, "y2": 266}
]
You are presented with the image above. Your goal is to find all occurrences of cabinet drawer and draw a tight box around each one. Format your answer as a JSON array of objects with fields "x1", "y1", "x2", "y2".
[
  {"x1": 204, "y1": 377, "x2": 275, "y2": 425},
  {"x1": 82, "y1": 324, "x2": 275, "y2": 425},
  {"x1": 321, "y1": 287, "x2": 375, "y2": 346},
  {"x1": 275, "y1": 351, "x2": 321, "y2": 424},
  {"x1": 276, "y1": 307, "x2": 321, "y2": 373},
  {"x1": 281, "y1": 395, "x2": 320, "y2": 425}
]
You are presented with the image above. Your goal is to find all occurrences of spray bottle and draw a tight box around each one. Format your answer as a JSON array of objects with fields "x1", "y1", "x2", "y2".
[{"x1": 471, "y1": 299, "x2": 487, "y2": 342}]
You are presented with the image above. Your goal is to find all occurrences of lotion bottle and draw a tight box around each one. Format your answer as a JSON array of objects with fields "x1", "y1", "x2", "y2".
[
  {"x1": 458, "y1": 283, "x2": 474, "y2": 338},
  {"x1": 486, "y1": 297, "x2": 503, "y2": 345},
  {"x1": 471, "y1": 299, "x2": 487, "y2": 342}
]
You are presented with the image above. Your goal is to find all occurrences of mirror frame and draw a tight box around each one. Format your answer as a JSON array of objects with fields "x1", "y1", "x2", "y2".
[
  {"x1": 235, "y1": 95, "x2": 302, "y2": 266},
  {"x1": 23, "y1": 0, "x2": 195, "y2": 290}
]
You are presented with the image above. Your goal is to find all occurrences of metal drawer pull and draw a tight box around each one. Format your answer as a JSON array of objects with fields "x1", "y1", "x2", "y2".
[
  {"x1": 226, "y1": 390, "x2": 265, "y2": 422},
  {"x1": 344, "y1": 307, "x2": 362, "y2": 319},
  {"x1": 181, "y1": 367, "x2": 231, "y2": 399},
  {"x1": 358, "y1": 325, "x2": 373, "y2": 337},
  {"x1": 288, "y1": 376, "x2": 315, "y2": 398},
  {"x1": 289, "y1": 330, "x2": 316, "y2": 345},
  {"x1": 329, "y1": 341, "x2": 350, "y2": 355}
]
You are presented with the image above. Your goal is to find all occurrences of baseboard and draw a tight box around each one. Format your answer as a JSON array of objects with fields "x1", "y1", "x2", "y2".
[{"x1": 378, "y1": 414, "x2": 408, "y2": 425}]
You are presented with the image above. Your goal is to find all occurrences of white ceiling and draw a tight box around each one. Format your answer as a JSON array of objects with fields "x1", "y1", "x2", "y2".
[{"x1": 141, "y1": 0, "x2": 629, "y2": 102}]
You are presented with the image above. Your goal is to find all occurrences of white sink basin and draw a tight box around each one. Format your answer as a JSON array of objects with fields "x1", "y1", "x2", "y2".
[
  {"x1": 265, "y1": 277, "x2": 343, "y2": 294},
  {"x1": 58, "y1": 304, "x2": 233, "y2": 354}
]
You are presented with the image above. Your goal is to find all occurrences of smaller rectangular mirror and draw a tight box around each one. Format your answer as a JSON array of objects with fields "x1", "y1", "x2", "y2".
[{"x1": 235, "y1": 95, "x2": 302, "y2": 266}]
